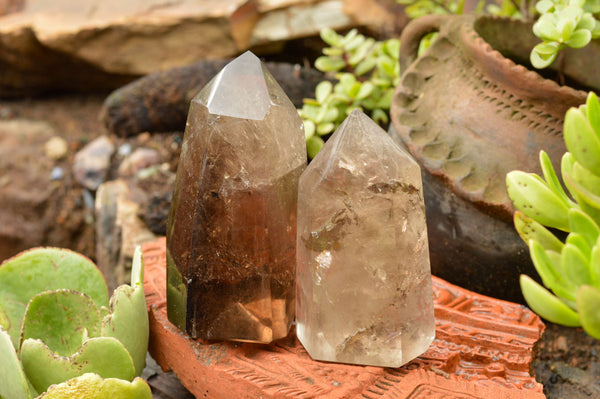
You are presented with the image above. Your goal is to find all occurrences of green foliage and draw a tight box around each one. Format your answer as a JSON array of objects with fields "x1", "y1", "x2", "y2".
[
  {"x1": 506, "y1": 92, "x2": 600, "y2": 338},
  {"x1": 0, "y1": 247, "x2": 150, "y2": 398},
  {"x1": 531, "y1": 0, "x2": 600, "y2": 68},
  {"x1": 300, "y1": 28, "x2": 400, "y2": 158}
]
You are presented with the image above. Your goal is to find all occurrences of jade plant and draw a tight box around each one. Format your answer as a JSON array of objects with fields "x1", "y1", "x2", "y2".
[
  {"x1": 506, "y1": 92, "x2": 600, "y2": 339},
  {"x1": 397, "y1": 0, "x2": 600, "y2": 68},
  {"x1": 0, "y1": 246, "x2": 151, "y2": 399},
  {"x1": 531, "y1": 0, "x2": 600, "y2": 68},
  {"x1": 299, "y1": 28, "x2": 400, "y2": 158}
]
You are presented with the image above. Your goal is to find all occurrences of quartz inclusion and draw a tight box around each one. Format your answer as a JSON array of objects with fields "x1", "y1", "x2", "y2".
[
  {"x1": 296, "y1": 110, "x2": 435, "y2": 367},
  {"x1": 166, "y1": 51, "x2": 306, "y2": 343}
]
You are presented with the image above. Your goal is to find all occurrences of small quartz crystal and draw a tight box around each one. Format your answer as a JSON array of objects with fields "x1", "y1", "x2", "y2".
[
  {"x1": 166, "y1": 51, "x2": 306, "y2": 343},
  {"x1": 296, "y1": 110, "x2": 435, "y2": 367}
]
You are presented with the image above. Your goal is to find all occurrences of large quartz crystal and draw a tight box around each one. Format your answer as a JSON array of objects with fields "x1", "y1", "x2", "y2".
[
  {"x1": 296, "y1": 110, "x2": 435, "y2": 367},
  {"x1": 166, "y1": 51, "x2": 306, "y2": 343}
]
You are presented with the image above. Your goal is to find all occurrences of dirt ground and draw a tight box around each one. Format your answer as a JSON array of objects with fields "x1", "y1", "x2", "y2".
[{"x1": 1, "y1": 90, "x2": 599, "y2": 398}]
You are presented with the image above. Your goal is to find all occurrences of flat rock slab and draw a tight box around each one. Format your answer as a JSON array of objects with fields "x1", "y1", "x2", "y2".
[
  {"x1": 0, "y1": 0, "x2": 354, "y2": 97},
  {"x1": 143, "y1": 238, "x2": 546, "y2": 398}
]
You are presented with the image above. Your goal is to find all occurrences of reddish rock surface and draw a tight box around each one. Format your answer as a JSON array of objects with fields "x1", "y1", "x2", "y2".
[{"x1": 143, "y1": 238, "x2": 546, "y2": 398}]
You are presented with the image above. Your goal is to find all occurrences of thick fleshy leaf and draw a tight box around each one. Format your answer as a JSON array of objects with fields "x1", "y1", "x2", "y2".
[
  {"x1": 520, "y1": 275, "x2": 581, "y2": 326},
  {"x1": 0, "y1": 327, "x2": 34, "y2": 399},
  {"x1": 314, "y1": 56, "x2": 345, "y2": 72},
  {"x1": 320, "y1": 27, "x2": 341, "y2": 47},
  {"x1": 506, "y1": 171, "x2": 570, "y2": 230},
  {"x1": 569, "y1": 208, "x2": 600, "y2": 248},
  {"x1": 529, "y1": 240, "x2": 576, "y2": 301},
  {"x1": 306, "y1": 135, "x2": 324, "y2": 159},
  {"x1": 315, "y1": 81, "x2": 333, "y2": 104},
  {"x1": 567, "y1": 29, "x2": 592, "y2": 48},
  {"x1": 530, "y1": 46, "x2": 558, "y2": 68},
  {"x1": 20, "y1": 290, "x2": 101, "y2": 357},
  {"x1": 21, "y1": 337, "x2": 135, "y2": 394},
  {"x1": 540, "y1": 150, "x2": 574, "y2": 206},
  {"x1": 101, "y1": 247, "x2": 148, "y2": 377},
  {"x1": 564, "y1": 107, "x2": 600, "y2": 173},
  {"x1": 514, "y1": 212, "x2": 564, "y2": 253},
  {"x1": 577, "y1": 285, "x2": 600, "y2": 339},
  {"x1": 0, "y1": 248, "x2": 109, "y2": 349},
  {"x1": 562, "y1": 243, "x2": 593, "y2": 286},
  {"x1": 571, "y1": 161, "x2": 600, "y2": 197},
  {"x1": 36, "y1": 373, "x2": 152, "y2": 399},
  {"x1": 586, "y1": 92, "x2": 600, "y2": 134}
]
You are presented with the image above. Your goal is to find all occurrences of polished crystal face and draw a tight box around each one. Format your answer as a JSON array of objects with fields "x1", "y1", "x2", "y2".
[
  {"x1": 296, "y1": 110, "x2": 435, "y2": 367},
  {"x1": 166, "y1": 51, "x2": 306, "y2": 343}
]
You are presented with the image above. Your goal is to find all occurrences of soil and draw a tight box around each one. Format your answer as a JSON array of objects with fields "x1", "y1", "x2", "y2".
[{"x1": 1, "y1": 90, "x2": 598, "y2": 398}]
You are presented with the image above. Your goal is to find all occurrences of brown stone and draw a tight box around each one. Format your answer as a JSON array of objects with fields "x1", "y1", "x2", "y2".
[
  {"x1": 144, "y1": 238, "x2": 546, "y2": 399},
  {"x1": 101, "y1": 60, "x2": 331, "y2": 137},
  {"x1": 0, "y1": 0, "x2": 354, "y2": 98}
]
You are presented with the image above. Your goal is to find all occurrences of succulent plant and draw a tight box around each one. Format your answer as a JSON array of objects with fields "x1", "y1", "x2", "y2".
[
  {"x1": 299, "y1": 28, "x2": 400, "y2": 158},
  {"x1": 0, "y1": 246, "x2": 150, "y2": 399},
  {"x1": 531, "y1": 0, "x2": 600, "y2": 68},
  {"x1": 506, "y1": 92, "x2": 600, "y2": 338}
]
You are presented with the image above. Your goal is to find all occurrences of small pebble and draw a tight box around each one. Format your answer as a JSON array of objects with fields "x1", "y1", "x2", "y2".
[
  {"x1": 118, "y1": 143, "x2": 132, "y2": 157},
  {"x1": 556, "y1": 336, "x2": 568, "y2": 352},
  {"x1": 72, "y1": 135, "x2": 115, "y2": 190},
  {"x1": 51, "y1": 166, "x2": 64, "y2": 180},
  {"x1": 118, "y1": 147, "x2": 160, "y2": 177},
  {"x1": 45, "y1": 136, "x2": 68, "y2": 160}
]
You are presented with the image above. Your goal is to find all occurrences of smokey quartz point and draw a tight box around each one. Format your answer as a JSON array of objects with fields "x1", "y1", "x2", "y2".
[
  {"x1": 166, "y1": 51, "x2": 306, "y2": 343},
  {"x1": 296, "y1": 110, "x2": 435, "y2": 367}
]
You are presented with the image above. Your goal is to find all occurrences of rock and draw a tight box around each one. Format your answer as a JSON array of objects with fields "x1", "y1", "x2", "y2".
[
  {"x1": 343, "y1": 0, "x2": 408, "y2": 36},
  {"x1": 72, "y1": 135, "x2": 115, "y2": 191},
  {"x1": 166, "y1": 52, "x2": 306, "y2": 343},
  {"x1": 95, "y1": 179, "x2": 156, "y2": 292},
  {"x1": 44, "y1": 136, "x2": 68, "y2": 160},
  {"x1": 117, "y1": 147, "x2": 160, "y2": 178},
  {"x1": 0, "y1": 0, "x2": 355, "y2": 98},
  {"x1": 101, "y1": 60, "x2": 330, "y2": 137},
  {"x1": 296, "y1": 110, "x2": 434, "y2": 367}
]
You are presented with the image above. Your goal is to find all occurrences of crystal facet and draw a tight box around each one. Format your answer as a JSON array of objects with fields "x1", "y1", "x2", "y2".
[
  {"x1": 166, "y1": 51, "x2": 306, "y2": 343},
  {"x1": 296, "y1": 110, "x2": 435, "y2": 367}
]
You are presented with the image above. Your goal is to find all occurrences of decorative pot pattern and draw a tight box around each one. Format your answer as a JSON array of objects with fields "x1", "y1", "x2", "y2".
[{"x1": 391, "y1": 14, "x2": 600, "y2": 301}]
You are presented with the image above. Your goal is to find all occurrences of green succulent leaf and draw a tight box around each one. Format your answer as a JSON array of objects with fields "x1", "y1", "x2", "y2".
[
  {"x1": 564, "y1": 106, "x2": 600, "y2": 173},
  {"x1": 320, "y1": 27, "x2": 341, "y2": 47},
  {"x1": 529, "y1": 240, "x2": 576, "y2": 301},
  {"x1": 306, "y1": 135, "x2": 325, "y2": 160},
  {"x1": 21, "y1": 337, "x2": 135, "y2": 394},
  {"x1": 520, "y1": 275, "x2": 581, "y2": 326},
  {"x1": 571, "y1": 161, "x2": 600, "y2": 198},
  {"x1": 567, "y1": 29, "x2": 592, "y2": 47},
  {"x1": 533, "y1": 15, "x2": 561, "y2": 41},
  {"x1": 540, "y1": 150, "x2": 575, "y2": 206},
  {"x1": 303, "y1": 119, "x2": 315, "y2": 139},
  {"x1": 562, "y1": 242, "x2": 593, "y2": 286},
  {"x1": 314, "y1": 56, "x2": 346, "y2": 72},
  {"x1": 100, "y1": 247, "x2": 148, "y2": 377},
  {"x1": 577, "y1": 285, "x2": 600, "y2": 339},
  {"x1": 354, "y1": 57, "x2": 378, "y2": 76},
  {"x1": 0, "y1": 327, "x2": 35, "y2": 399},
  {"x1": 530, "y1": 44, "x2": 559, "y2": 68},
  {"x1": 0, "y1": 248, "x2": 109, "y2": 349},
  {"x1": 514, "y1": 211, "x2": 564, "y2": 253},
  {"x1": 316, "y1": 122, "x2": 335, "y2": 136},
  {"x1": 585, "y1": 92, "x2": 600, "y2": 133},
  {"x1": 35, "y1": 373, "x2": 152, "y2": 399},
  {"x1": 506, "y1": 171, "x2": 571, "y2": 231},
  {"x1": 20, "y1": 290, "x2": 101, "y2": 357},
  {"x1": 315, "y1": 81, "x2": 333, "y2": 104},
  {"x1": 569, "y1": 208, "x2": 600, "y2": 248}
]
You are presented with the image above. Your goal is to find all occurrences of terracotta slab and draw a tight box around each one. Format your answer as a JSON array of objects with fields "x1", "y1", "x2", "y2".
[{"x1": 143, "y1": 238, "x2": 546, "y2": 398}]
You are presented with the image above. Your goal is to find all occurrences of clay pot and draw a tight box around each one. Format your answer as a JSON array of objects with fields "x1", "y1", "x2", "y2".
[{"x1": 391, "y1": 14, "x2": 600, "y2": 302}]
